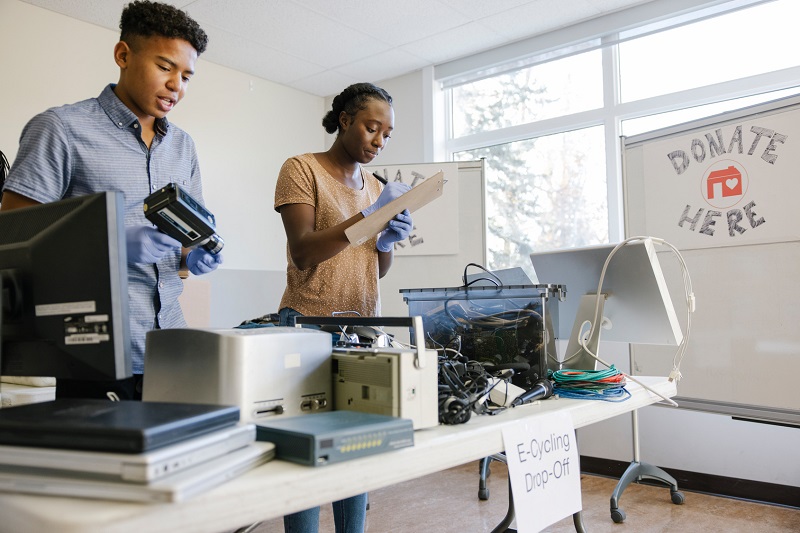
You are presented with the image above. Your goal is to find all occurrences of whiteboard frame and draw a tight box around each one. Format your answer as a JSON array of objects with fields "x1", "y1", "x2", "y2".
[{"x1": 622, "y1": 94, "x2": 800, "y2": 425}]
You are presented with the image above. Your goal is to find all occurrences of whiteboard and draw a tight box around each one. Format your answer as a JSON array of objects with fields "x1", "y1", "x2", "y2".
[
  {"x1": 378, "y1": 160, "x2": 485, "y2": 320},
  {"x1": 364, "y1": 162, "x2": 459, "y2": 255},
  {"x1": 623, "y1": 95, "x2": 800, "y2": 424}
]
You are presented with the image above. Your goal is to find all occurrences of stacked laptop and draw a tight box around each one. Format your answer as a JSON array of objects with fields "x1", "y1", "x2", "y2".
[{"x1": 0, "y1": 399, "x2": 275, "y2": 503}]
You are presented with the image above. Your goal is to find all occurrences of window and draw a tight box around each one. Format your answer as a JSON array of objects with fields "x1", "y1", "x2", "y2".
[
  {"x1": 451, "y1": 50, "x2": 603, "y2": 137},
  {"x1": 619, "y1": 1, "x2": 798, "y2": 103},
  {"x1": 455, "y1": 126, "x2": 607, "y2": 270},
  {"x1": 441, "y1": 0, "x2": 800, "y2": 271}
]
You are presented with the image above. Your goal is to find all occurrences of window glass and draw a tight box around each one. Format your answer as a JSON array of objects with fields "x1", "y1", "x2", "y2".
[
  {"x1": 622, "y1": 87, "x2": 800, "y2": 137},
  {"x1": 619, "y1": 0, "x2": 798, "y2": 102},
  {"x1": 451, "y1": 50, "x2": 603, "y2": 138},
  {"x1": 455, "y1": 126, "x2": 607, "y2": 273}
]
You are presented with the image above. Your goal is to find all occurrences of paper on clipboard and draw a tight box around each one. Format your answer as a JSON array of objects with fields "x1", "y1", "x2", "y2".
[{"x1": 345, "y1": 171, "x2": 445, "y2": 246}]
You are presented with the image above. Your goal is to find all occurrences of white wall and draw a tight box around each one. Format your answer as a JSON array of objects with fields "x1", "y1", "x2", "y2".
[{"x1": 0, "y1": 0, "x2": 324, "y2": 327}]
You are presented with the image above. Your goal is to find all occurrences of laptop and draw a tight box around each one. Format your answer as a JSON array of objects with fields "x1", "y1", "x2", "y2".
[
  {"x1": 0, "y1": 423, "x2": 255, "y2": 482},
  {"x1": 0, "y1": 441, "x2": 275, "y2": 503},
  {"x1": 0, "y1": 399, "x2": 240, "y2": 453}
]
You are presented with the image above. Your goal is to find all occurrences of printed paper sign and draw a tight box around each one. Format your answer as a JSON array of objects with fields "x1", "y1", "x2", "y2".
[{"x1": 501, "y1": 411, "x2": 581, "y2": 532}]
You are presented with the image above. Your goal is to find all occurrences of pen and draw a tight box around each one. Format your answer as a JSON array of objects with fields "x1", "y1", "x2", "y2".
[{"x1": 372, "y1": 172, "x2": 388, "y2": 185}]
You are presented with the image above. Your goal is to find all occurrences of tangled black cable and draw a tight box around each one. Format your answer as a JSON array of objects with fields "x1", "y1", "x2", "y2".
[
  {"x1": 461, "y1": 262, "x2": 503, "y2": 288},
  {"x1": 437, "y1": 349, "x2": 503, "y2": 425}
]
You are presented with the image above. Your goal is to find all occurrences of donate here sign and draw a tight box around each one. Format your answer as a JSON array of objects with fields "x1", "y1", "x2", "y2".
[{"x1": 638, "y1": 104, "x2": 800, "y2": 250}]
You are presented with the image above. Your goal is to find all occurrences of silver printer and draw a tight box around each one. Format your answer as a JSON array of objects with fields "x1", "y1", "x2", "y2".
[{"x1": 143, "y1": 327, "x2": 333, "y2": 423}]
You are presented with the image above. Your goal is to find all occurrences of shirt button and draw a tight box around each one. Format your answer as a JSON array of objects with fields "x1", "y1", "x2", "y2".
[
  {"x1": 133, "y1": 123, "x2": 139, "y2": 129},
  {"x1": 117, "y1": 122, "x2": 123, "y2": 126},
  {"x1": 159, "y1": 282, "x2": 165, "y2": 289},
  {"x1": 151, "y1": 184, "x2": 157, "y2": 190}
]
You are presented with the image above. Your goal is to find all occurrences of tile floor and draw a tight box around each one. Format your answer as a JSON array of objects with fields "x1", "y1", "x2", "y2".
[{"x1": 244, "y1": 460, "x2": 800, "y2": 532}]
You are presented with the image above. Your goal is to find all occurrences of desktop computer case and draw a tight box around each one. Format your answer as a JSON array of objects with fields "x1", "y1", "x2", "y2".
[
  {"x1": 332, "y1": 346, "x2": 439, "y2": 430},
  {"x1": 143, "y1": 327, "x2": 333, "y2": 423}
]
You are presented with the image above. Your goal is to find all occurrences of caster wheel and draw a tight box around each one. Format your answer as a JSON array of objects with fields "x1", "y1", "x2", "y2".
[
  {"x1": 611, "y1": 509, "x2": 626, "y2": 523},
  {"x1": 671, "y1": 491, "x2": 685, "y2": 505},
  {"x1": 479, "y1": 488, "x2": 490, "y2": 500}
]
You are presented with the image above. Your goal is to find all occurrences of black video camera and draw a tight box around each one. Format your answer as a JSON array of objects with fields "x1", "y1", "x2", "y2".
[{"x1": 143, "y1": 183, "x2": 224, "y2": 254}]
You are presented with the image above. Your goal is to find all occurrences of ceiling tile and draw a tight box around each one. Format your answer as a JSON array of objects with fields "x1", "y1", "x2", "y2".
[
  {"x1": 333, "y1": 49, "x2": 430, "y2": 84},
  {"x1": 21, "y1": 0, "x2": 130, "y2": 29},
  {"x1": 436, "y1": 0, "x2": 538, "y2": 19},
  {"x1": 200, "y1": 25, "x2": 324, "y2": 85},
  {"x1": 294, "y1": 0, "x2": 472, "y2": 46},
  {"x1": 289, "y1": 70, "x2": 363, "y2": 98},
  {"x1": 187, "y1": 0, "x2": 391, "y2": 70},
  {"x1": 399, "y1": 22, "x2": 509, "y2": 64},
  {"x1": 479, "y1": 0, "x2": 599, "y2": 41}
]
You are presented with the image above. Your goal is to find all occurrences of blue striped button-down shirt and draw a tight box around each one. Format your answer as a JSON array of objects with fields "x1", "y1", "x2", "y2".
[{"x1": 4, "y1": 84, "x2": 205, "y2": 373}]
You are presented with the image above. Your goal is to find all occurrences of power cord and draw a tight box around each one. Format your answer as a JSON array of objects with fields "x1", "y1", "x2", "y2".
[
  {"x1": 551, "y1": 367, "x2": 631, "y2": 402},
  {"x1": 461, "y1": 262, "x2": 503, "y2": 288},
  {"x1": 436, "y1": 348, "x2": 511, "y2": 424}
]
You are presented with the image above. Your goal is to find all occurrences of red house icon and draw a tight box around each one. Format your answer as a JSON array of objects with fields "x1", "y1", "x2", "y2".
[{"x1": 707, "y1": 166, "x2": 742, "y2": 199}]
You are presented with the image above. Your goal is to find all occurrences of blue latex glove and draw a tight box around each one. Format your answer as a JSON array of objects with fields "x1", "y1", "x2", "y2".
[
  {"x1": 376, "y1": 209, "x2": 413, "y2": 252},
  {"x1": 361, "y1": 182, "x2": 411, "y2": 218},
  {"x1": 186, "y1": 247, "x2": 223, "y2": 275},
  {"x1": 126, "y1": 226, "x2": 181, "y2": 264}
]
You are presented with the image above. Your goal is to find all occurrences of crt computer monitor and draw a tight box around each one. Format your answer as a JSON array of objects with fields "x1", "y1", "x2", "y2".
[
  {"x1": 0, "y1": 191, "x2": 132, "y2": 381},
  {"x1": 530, "y1": 238, "x2": 682, "y2": 370}
]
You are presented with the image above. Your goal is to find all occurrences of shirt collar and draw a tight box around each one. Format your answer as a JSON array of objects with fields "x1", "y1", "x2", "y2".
[{"x1": 98, "y1": 84, "x2": 170, "y2": 135}]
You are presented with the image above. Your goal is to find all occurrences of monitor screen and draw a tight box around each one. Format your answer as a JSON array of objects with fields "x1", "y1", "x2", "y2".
[
  {"x1": 530, "y1": 239, "x2": 682, "y2": 368},
  {"x1": 0, "y1": 192, "x2": 132, "y2": 380}
]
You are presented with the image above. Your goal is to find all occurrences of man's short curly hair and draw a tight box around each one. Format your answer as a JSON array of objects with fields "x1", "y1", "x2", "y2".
[{"x1": 120, "y1": 1, "x2": 208, "y2": 54}]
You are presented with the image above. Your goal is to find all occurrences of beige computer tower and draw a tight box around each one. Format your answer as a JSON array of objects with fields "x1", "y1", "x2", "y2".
[{"x1": 332, "y1": 346, "x2": 438, "y2": 430}]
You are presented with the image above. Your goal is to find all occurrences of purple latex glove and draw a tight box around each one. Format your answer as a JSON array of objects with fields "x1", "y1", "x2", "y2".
[
  {"x1": 126, "y1": 226, "x2": 181, "y2": 264},
  {"x1": 361, "y1": 182, "x2": 411, "y2": 218},
  {"x1": 186, "y1": 247, "x2": 223, "y2": 275},
  {"x1": 376, "y1": 209, "x2": 413, "y2": 252}
]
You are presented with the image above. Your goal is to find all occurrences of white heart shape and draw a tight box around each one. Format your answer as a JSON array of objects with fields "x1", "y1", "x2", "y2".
[{"x1": 726, "y1": 178, "x2": 738, "y2": 189}]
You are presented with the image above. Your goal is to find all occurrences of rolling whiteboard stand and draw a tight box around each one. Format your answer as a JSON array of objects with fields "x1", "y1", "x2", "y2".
[
  {"x1": 563, "y1": 294, "x2": 684, "y2": 523},
  {"x1": 609, "y1": 349, "x2": 685, "y2": 524}
]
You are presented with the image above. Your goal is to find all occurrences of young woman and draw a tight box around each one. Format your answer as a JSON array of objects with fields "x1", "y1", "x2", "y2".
[{"x1": 274, "y1": 82, "x2": 412, "y2": 533}]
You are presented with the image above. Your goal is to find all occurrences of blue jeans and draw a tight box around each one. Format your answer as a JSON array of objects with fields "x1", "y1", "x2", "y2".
[
  {"x1": 283, "y1": 492, "x2": 368, "y2": 533},
  {"x1": 279, "y1": 308, "x2": 368, "y2": 533}
]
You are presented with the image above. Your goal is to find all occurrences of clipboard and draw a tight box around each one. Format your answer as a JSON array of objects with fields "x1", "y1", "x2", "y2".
[{"x1": 345, "y1": 171, "x2": 446, "y2": 246}]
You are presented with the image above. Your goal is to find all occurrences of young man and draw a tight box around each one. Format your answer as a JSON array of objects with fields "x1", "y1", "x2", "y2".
[{"x1": 0, "y1": 1, "x2": 221, "y2": 400}]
